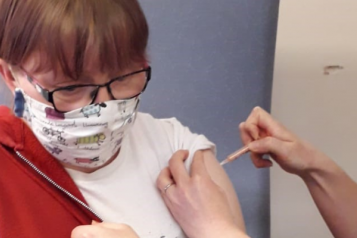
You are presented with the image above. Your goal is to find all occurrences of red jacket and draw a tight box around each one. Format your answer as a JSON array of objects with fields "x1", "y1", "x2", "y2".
[{"x1": 0, "y1": 106, "x2": 100, "y2": 238}]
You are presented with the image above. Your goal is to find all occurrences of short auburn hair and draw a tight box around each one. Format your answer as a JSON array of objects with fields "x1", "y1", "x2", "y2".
[{"x1": 0, "y1": 0, "x2": 149, "y2": 79}]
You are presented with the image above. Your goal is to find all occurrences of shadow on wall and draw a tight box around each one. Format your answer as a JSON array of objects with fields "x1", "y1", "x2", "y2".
[{"x1": 0, "y1": 76, "x2": 13, "y2": 107}]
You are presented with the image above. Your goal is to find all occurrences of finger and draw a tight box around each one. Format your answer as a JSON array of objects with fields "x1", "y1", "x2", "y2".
[
  {"x1": 190, "y1": 150, "x2": 210, "y2": 178},
  {"x1": 239, "y1": 122, "x2": 254, "y2": 145},
  {"x1": 72, "y1": 223, "x2": 138, "y2": 238},
  {"x1": 248, "y1": 136, "x2": 289, "y2": 158},
  {"x1": 94, "y1": 222, "x2": 129, "y2": 230},
  {"x1": 250, "y1": 153, "x2": 273, "y2": 168},
  {"x1": 71, "y1": 225, "x2": 109, "y2": 238},
  {"x1": 156, "y1": 167, "x2": 175, "y2": 193},
  {"x1": 246, "y1": 107, "x2": 292, "y2": 140},
  {"x1": 244, "y1": 122, "x2": 260, "y2": 140},
  {"x1": 160, "y1": 188, "x2": 174, "y2": 211},
  {"x1": 156, "y1": 168, "x2": 176, "y2": 208},
  {"x1": 71, "y1": 225, "x2": 89, "y2": 238},
  {"x1": 169, "y1": 150, "x2": 190, "y2": 185}
]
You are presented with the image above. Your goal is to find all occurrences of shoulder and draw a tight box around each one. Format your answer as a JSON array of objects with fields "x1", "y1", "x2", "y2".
[
  {"x1": 134, "y1": 112, "x2": 189, "y2": 139},
  {"x1": 133, "y1": 112, "x2": 215, "y2": 157}
]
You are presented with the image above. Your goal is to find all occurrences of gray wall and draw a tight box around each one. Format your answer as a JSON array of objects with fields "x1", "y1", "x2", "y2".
[{"x1": 139, "y1": 1, "x2": 279, "y2": 238}]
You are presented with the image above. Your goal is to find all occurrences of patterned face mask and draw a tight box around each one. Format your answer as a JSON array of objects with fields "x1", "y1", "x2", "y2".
[{"x1": 18, "y1": 89, "x2": 139, "y2": 168}]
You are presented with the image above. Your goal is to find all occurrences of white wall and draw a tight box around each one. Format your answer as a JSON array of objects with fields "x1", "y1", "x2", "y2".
[{"x1": 271, "y1": 0, "x2": 357, "y2": 237}]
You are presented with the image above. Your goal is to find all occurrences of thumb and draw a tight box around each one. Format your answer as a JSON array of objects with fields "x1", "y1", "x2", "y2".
[
  {"x1": 248, "y1": 136, "x2": 287, "y2": 157},
  {"x1": 71, "y1": 225, "x2": 119, "y2": 238}
]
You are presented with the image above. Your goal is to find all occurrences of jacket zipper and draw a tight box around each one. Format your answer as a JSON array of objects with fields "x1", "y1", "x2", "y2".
[{"x1": 15, "y1": 151, "x2": 103, "y2": 222}]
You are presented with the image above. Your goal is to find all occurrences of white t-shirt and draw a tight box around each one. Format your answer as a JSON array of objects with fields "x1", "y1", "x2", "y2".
[{"x1": 66, "y1": 112, "x2": 215, "y2": 238}]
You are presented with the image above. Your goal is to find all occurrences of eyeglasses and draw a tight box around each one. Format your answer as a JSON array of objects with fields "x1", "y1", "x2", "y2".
[{"x1": 26, "y1": 66, "x2": 151, "y2": 112}]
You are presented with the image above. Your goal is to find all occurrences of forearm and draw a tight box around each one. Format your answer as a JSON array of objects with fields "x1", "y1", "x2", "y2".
[{"x1": 302, "y1": 152, "x2": 357, "y2": 238}]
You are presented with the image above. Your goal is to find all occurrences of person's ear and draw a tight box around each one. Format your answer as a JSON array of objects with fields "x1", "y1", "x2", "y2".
[{"x1": 0, "y1": 59, "x2": 18, "y2": 94}]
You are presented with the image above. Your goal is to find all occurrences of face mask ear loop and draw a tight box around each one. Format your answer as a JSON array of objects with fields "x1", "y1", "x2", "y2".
[
  {"x1": 13, "y1": 88, "x2": 25, "y2": 118},
  {"x1": 9, "y1": 67, "x2": 25, "y2": 118}
]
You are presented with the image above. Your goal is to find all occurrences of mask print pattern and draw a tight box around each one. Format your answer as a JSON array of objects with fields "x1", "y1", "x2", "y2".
[{"x1": 19, "y1": 89, "x2": 139, "y2": 168}]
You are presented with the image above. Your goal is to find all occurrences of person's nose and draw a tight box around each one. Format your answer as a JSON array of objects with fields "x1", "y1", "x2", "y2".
[{"x1": 93, "y1": 86, "x2": 113, "y2": 103}]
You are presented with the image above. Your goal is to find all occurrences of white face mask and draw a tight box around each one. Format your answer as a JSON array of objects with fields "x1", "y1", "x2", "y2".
[{"x1": 20, "y1": 89, "x2": 139, "y2": 168}]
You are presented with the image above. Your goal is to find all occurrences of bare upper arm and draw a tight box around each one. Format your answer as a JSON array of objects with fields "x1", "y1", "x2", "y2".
[{"x1": 202, "y1": 149, "x2": 246, "y2": 231}]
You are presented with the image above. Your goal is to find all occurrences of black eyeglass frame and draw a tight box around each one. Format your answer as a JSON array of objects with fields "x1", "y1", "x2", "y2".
[{"x1": 26, "y1": 66, "x2": 151, "y2": 112}]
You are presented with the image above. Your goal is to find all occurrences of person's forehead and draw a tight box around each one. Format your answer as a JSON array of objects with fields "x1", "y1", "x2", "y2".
[
  {"x1": 21, "y1": 53, "x2": 140, "y2": 85},
  {"x1": 22, "y1": 49, "x2": 100, "y2": 72},
  {"x1": 22, "y1": 52, "x2": 101, "y2": 76}
]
